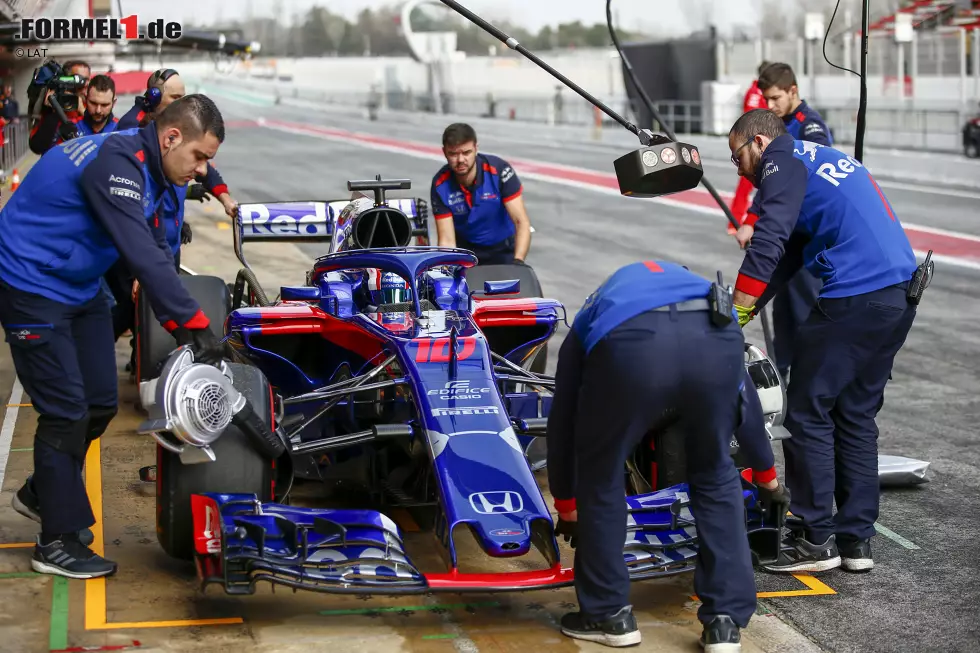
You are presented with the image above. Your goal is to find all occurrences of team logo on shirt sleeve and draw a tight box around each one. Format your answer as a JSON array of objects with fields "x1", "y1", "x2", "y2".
[
  {"x1": 109, "y1": 174, "x2": 142, "y2": 201},
  {"x1": 501, "y1": 166, "x2": 515, "y2": 183},
  {"x1": 804, "y1": 122, "x2": 825, "y2": 137}
]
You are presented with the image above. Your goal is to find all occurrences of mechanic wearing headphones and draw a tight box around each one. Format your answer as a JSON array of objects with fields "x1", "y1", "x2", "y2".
[
  {"x1": 431, "y1": 122, "x2": 532, "y2": 265},
  {"x1": 735, "y1": 62, "x2": 834, "y2": 382},
  {"x1": 729, "y1": 109, "x2": 920, "y2": 574},
  {"x1": 546, "y1": 259, "x2": 789, "y2": 650},
  {"x1": 0, "y1": 95, "x2": 227, "y2": 579}
]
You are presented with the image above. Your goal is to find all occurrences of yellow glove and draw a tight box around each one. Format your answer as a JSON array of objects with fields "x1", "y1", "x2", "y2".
[{"x1": 735, "y1": 304, "x2": 755, "y2": 328}]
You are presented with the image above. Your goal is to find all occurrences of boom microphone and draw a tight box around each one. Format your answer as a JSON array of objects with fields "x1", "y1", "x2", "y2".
[{"x1": 437, "y1": 0, "x2": 705, "y2": 199}]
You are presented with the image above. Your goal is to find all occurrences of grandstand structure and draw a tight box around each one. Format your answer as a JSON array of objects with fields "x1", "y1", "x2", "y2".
[{"x1": 867, "y1": 0, "x2": 980, "y2": 34}]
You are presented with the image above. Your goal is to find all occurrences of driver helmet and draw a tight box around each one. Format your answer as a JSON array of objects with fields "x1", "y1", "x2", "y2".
[{"x1": 379, "y1": 271, "x2": 410, "y2": 305}]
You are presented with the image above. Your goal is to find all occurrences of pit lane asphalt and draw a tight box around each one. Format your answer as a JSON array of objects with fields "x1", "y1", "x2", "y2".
[{"x1": 177, "y1": 93, "x2": 980, "y2": 650}]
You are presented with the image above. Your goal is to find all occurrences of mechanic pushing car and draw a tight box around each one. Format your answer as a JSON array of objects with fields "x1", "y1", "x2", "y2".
[
  {"x1": 0, "y1": 95, "x2": 228, "y2": 580},
  {"x1": 431, "y1": 122, "x2": 532, "y2": 264},
  {"x1": 545, "y1": 259, "x2": 789, "y2": 650},
  {"x1": 729, "y1": 109, "x2": 921, "y2": 574},
  {"x1": 735, "y1": 62, "x2": 834, "y2": 381}
]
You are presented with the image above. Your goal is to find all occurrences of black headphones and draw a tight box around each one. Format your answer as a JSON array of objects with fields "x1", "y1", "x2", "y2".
[{"x1": 143, "y1": 68, "x2": 177, "y2": 110}]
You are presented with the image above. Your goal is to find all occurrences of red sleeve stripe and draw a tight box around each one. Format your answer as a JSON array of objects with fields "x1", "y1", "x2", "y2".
[
  {"x1": 162, "y1": 320, "x2": 178, "y2": 333},
  {"x1": 210, "y1": 184, "x2": 229, "y2": 197},
  {"x1": 434, "y1": 212, "x2": 453, "y2": 220},
  {"x1": 434, "y1": 170, "x2": 452, "y2": 186},
  {"x1": 502, "y1": 188, "x2": 522, "y2": 203},
  {"x1": 795, "y1": 111, "x2": 806, "y2": 122},
  {"x1": 483, "y1": 162, "x2": 498, "y2": 175},
  {"x1": 735, "y1": 273, "x2": 768, "y2": 297},
  {"x1": 742, "y1": 212, "x2": 760, "y2": 227},
  {"x1": 753, "y1": 466, "x2": 778, "y2": 485},
  {"x1": 183, "y1": 309, "x2": 210, "y2": 330},
  {"x1": 554, "y1": 498, "x2": 576, "y2": 514}
]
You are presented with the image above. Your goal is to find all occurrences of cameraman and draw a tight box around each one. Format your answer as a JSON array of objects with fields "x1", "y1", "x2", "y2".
[{"x1": 28, "y1": 60, "x2": 89, "y2": 154}]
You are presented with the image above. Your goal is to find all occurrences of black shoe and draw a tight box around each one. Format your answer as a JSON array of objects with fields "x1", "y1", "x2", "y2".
[
  {"x1": 700, "y1": 615, "x2": 741, "y2": 652},
  {"x1": 32, "y1": 536, "x2": 117, "y2": 579},
  {"x1": 763, "y1": 532, "x2": 841, "y2": 573},
  {"x1": 839, "y1": 538, "x2": 874, "y2": 572},
  {"x1": 560, "y1": 605, "x2": 641, "y2": 647},
  {"x1": 12, "y1": 478, "x2": 95, "y2": 547}
]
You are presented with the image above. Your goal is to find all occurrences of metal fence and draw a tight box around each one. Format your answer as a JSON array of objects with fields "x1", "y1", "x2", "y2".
[
  {"x1": 720, "y1": 28, "x2": 978, "y2": 79},
  {"x1": 0, "y1": 119, "x2": 29, "y2": 181}
]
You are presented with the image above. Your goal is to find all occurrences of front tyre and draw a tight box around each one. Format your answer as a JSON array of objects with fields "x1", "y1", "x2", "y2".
[{"x1": 156, "y1": 363, "x2": 277, "y2": 561}]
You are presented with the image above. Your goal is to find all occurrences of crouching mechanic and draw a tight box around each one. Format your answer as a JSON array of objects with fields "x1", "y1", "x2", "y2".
[
  {"x1": 545, "y1": 259, "x2": 789, "y2": 650},
  {"x1": 729, "y1": 109, "x2": 919, "y2": 573},
  {"x1": 431, "y1": 123, "x2": 531, "y2": 265},
  {"x1": 0, "y1": 95, "x2": 228, "y2": 579}
]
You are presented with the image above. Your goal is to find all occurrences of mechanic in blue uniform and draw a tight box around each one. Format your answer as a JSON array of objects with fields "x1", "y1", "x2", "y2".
[
  {"x1": 108, "y1": 67, "x2": 236, "y2": 372},
  {"x1": 431, "y1": 123, "x2": 532, "y2": 265},
  {"x1": 0, "y1": 95, "x2": 228, "y2": 580},
  {"x1": 546, "y1": 260, "x2": 789, "y2": 650},
  {"x1": 72, "y1": 74, "x2": 120, "y2": 137},
  {"x1": 729, "y1": 109, "x2": 920, "y2": 574},
  {"x1": 736, "y1": 62, "x2": 834, "y2": 380}
]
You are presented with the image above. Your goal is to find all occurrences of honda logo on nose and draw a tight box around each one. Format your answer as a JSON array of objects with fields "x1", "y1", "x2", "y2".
[{"x1": 468, "y1": 491, "x2": 524, "y2": 514}]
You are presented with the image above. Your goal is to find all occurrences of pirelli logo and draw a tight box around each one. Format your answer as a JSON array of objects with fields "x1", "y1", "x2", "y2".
[{"x1": 111, "y1": 187, "x2": 141, "y2": 201}]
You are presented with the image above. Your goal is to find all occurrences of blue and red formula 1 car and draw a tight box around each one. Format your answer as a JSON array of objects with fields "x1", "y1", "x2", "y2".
[{"x1": 135, "y1": 176, "x2": 789, "y2": 596}]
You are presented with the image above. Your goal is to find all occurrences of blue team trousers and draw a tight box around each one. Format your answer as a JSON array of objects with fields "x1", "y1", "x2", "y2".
[
  {"x1": 547, "y1": 308, "x2": 759, "y2": 627},
  {"x1": 781, "y1": 282, "x2": 916, "y2": 544},
  {"x1": 0, "y1": 279, "x2": 118, "y2": 535}
]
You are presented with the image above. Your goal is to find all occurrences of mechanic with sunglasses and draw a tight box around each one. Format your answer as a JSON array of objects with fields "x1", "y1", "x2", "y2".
[
  {"x1": 546, "y1": 259, "x2": 790, "y2": 650},
  {"x1": 731, "y1": 62, "x2": 833, "y2": 383},
  {"x1": 728, "y1": 109, "x2": 922, "y2": 575},
  {"x1": 431, "y1": 122, "x2": 532, "y2": 265}
]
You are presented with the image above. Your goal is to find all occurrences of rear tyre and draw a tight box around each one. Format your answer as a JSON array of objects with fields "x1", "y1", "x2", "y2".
[
  {"x1": 463, "y1": 262, "x2": 549, "y2": 373},
  {"x1": 156, "y1": 363, "x2": 277, "y2": 561},
  {"x1": 135, "y1": 275, "x2": 230, "y2": 384}
]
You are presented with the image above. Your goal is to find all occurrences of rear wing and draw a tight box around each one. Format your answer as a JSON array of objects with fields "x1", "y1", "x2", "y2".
[{"x1": 233, "y1": 198, "x2": 424, "y2": 270}]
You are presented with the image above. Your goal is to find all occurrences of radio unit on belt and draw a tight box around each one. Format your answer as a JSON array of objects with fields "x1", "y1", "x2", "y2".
[
  {"x1": 709, "y1": 270, "x2": 734, "y2": 327},
  {"x1": 906, "y1": 249, "x2": 934, "y2": 306}
]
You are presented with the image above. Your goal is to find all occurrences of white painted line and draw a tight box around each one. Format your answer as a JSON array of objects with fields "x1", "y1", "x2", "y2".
[
  {"x1": 874, "y1": 521, "x2": 920, "y2": 550},
  {"x1": 905, "y1": 222, "x2": 980, "y2": 243},
  {"x1": 875, "y1": 180, "x2": 980, "y2": 201},
  {"x1": 0, "y1": 375, "x2": 24, "y2": 492}
]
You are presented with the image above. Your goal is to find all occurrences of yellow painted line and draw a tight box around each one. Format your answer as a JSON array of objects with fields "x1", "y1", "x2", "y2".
[
  {"x1": 216, "y1": 222, "x2": 230, "y2": 230},
  {"x1": 6, "y1": 403, "x2": 31, "y2": 407},
  {"x1": 83, "y1": 442, "x2": 244, "y2": 630},
  {"x1": 693, "y1": 573, "x2": 837, "y2": 601},
  {"x1": 0, "y1": 542, "x2": 33, "y2": 549}
]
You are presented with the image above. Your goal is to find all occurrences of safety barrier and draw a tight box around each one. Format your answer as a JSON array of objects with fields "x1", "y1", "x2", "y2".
[{"x1": 0, "y1": 120, "x2": 30, "y2": 180}]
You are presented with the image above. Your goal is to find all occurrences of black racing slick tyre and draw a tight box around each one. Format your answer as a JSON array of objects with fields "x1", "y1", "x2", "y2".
[
  {"x1": 156, "y1": 363, "x2": 277, "y2": 561},
  {"x1": 464, "y1": 262, "x2": 549, "y2": 373},
  {"x1": 134, "y1": 274, "x2": 230, "y2": 384}
]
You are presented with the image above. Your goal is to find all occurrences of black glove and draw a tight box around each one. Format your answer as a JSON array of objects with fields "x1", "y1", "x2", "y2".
[
  {"x1": 180, "y1": 221, "x2": 193, "y2": 245},
  {"x1": 58, "y1": 120, "x2": 79, "y2": 141},
  {"x1": 757, "y1": 483, "x2": 792, "y2": 523},
  {"x1": 186, "y1": 183, "x2": 209, "y2": 202},
  {"x1": 513, "y1": 258, "x2": 528, "y2": 266},
  {"x1": 172, "y1": 324, "x2": 225, "y2": 365},
  {"x1": 555, "y1": 517, "x2": 578, "y2": 548}
]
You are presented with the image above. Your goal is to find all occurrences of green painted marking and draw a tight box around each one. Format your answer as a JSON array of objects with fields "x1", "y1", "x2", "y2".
[
  {"x1": 10, "y1": 447, "x2": 33, "y2": 452},
  {"x1": 423, "y1": 633, "x2": 460, "y2": 640},
  {"x1": 49, "y1": 576, "x2": 69, "y2": 651},
  {"x1": 874, "y1": 522, "x2": 920, "y2": 550},
  {"x1": 320, "y1": 601, "x2": 500, "y2": 616},
  {"x1": 0, "y1": 572, "x2": 40, "y2": 579}
]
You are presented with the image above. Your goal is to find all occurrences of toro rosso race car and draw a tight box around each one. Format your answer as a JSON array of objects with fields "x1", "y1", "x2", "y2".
[{"x1": 134, "y1": 176, "x2": 789, "y2": 596}]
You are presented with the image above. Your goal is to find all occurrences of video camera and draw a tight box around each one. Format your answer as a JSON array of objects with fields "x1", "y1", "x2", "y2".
[{"x1": 28, "y1": 61, "x2": 86, "y2": 119}]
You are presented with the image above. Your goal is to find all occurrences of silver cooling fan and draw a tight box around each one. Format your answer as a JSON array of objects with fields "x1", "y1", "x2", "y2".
[{"x1": 137, "y1": 346, "x2": 247, "y2": 464}]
